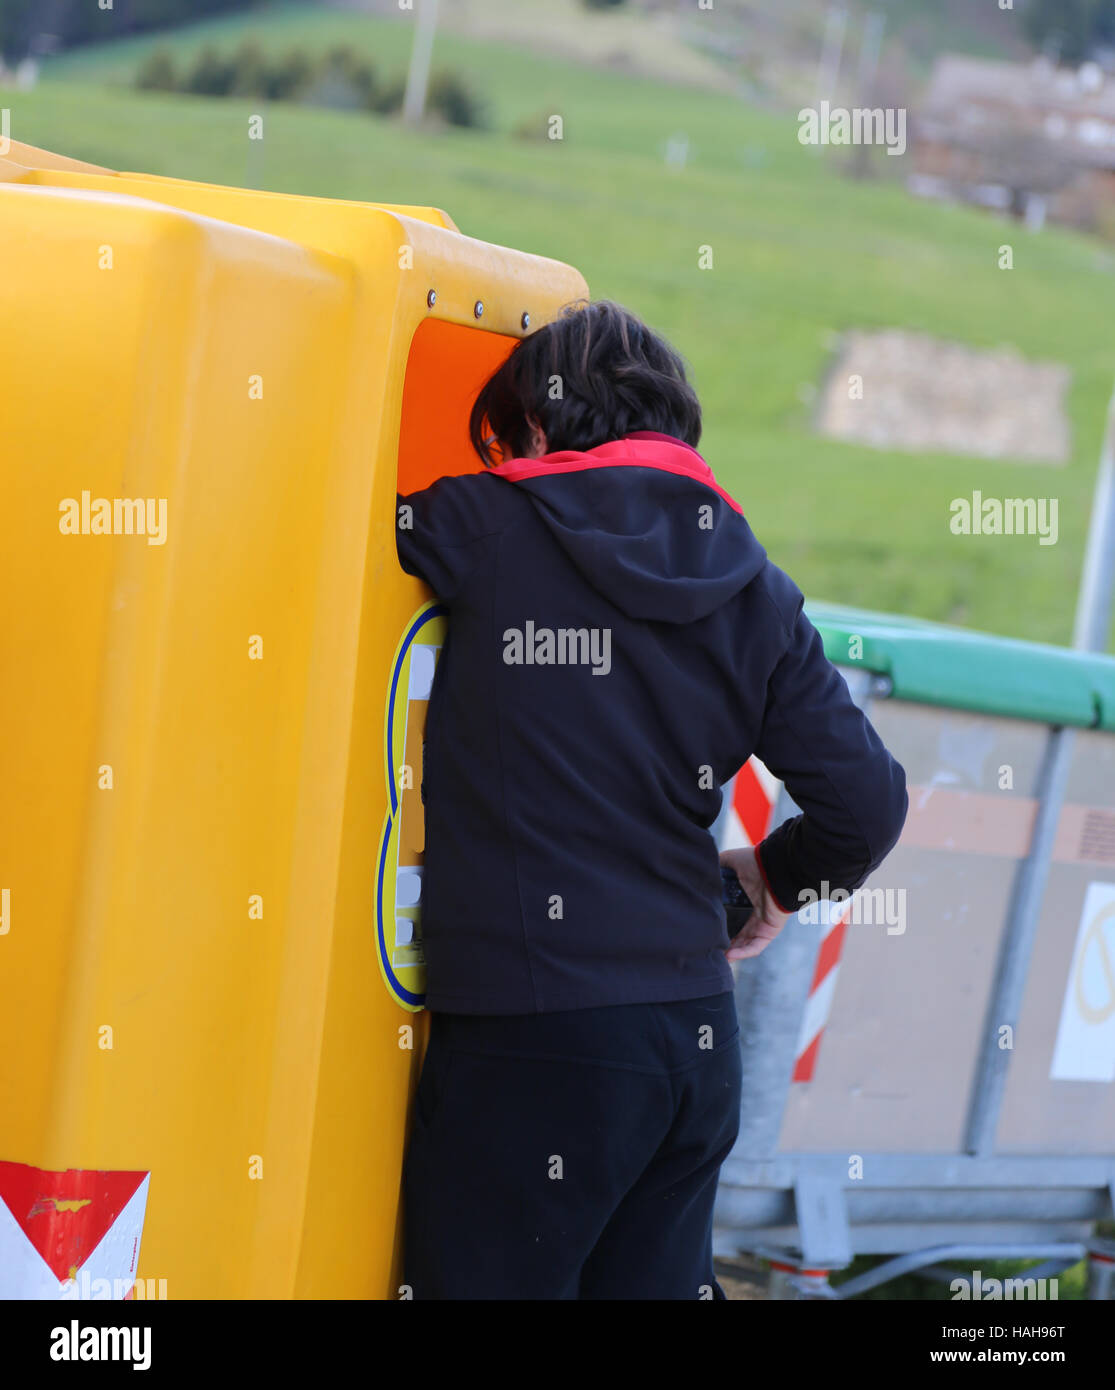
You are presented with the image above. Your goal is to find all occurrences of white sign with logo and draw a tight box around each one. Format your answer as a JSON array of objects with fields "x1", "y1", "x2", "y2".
[{"x1": 1050, "y1": 881, "x2": 1115, "y2": 1083}]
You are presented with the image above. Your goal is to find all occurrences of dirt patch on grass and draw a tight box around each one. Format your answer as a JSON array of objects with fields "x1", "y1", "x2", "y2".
[{"x1": 816, "y1": 328, "x2": 1071, "y2": 463}]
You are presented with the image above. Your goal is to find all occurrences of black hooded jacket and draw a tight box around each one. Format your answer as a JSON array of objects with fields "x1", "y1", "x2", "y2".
[{"x1": 396, "y1": 432, "x2": 908, "y2": 1014}]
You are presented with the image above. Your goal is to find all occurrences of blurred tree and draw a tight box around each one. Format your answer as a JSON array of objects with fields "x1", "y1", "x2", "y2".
[
  {"x1": 123, "y1": 34, "x2": 482, "y2": 131},
  {"x1": 301, "y1": 44, "x2": 379, "y2": 112},
  {"x1": 324, "y1": 43, "x2": 378, "y2": 106},
  {"x1": 1022, "y1": 0, "x2": 1115, "y2": 64},
  {"x1": 265, "y1": 48, "x2": 314, "y2": 102},
  {"x1": 228, "y1": 39, "x2": 269, "y2": 98},
  {"x1": 426, "y1": 67, "x2": 486, "y2": 127},
  {"x1": 134, "y1": 47, "x2": 178, "y2": 91},
  {"x1": 368, "y1": 72, "x2": 407, "y2": 115},
  {"x1": 185, "y1": 44, "x2": 237, "y2": 98}
]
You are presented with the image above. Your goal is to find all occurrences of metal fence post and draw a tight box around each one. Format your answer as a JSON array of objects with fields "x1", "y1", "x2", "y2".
[
  {"x1": 964, "y1": 726, "x2": 1076, "y2": 1156},
  {"x1": 965, "y1": 380, "x2": 1115, "y2": 1157}
]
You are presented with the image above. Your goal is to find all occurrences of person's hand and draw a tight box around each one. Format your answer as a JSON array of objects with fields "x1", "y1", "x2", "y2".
[{"x1": 719, "y1": 846, "x2": 794, "y2": 961}]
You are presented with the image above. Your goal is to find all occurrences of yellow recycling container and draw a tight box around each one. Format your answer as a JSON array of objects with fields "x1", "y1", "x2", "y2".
[{"x1": 0, "y1": 140, "x2": 588, "y2": 1299}]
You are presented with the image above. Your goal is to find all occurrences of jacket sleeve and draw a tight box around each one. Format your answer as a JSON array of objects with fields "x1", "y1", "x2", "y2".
[
  {"x1": 752, "y1": 599, "x2": 908, "y2": 915},
  {"x1": 395, "y1": 475, "x2": 500, "y2": 602}
]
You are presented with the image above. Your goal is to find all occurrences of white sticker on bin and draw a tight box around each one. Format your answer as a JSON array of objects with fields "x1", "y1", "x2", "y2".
[
  {"x1": 396, "y1": 866, "x2": 423, "y2": 909},
  {"x1": 408, "y1": 645, "x2": 438, "y2": 701},
  {"x1": 1050, "y1": 880, "x2": 1115, "y2": 1083}
]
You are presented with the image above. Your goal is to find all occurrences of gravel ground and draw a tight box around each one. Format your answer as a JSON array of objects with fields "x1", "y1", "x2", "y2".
[{"x1": 715, "y1": 1256, "x2": 768, "y2": 1300}]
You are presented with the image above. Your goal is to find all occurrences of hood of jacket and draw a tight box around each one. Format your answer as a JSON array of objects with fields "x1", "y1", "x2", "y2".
[{"x1": 488, "y1": 432, "x2": 767, "y2": 624}]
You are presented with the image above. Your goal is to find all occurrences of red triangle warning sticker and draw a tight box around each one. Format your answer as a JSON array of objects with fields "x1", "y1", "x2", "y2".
[{"x1": 0, "y1": 1160, "x2": 148, "y2": 1283}]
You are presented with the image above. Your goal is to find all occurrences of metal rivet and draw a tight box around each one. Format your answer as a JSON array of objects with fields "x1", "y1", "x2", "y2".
[
  {"x1": 474, "y1": 300, "x2": 484, "y2": 318},
  {"x1": 426, "y1": 289, "x2": 436, "y2": 308},
  {"x1": 521, "y1": 311, "x2": 531, "y2": 330}
]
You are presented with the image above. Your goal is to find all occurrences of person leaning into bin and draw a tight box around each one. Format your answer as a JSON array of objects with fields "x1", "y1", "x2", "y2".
[{"x1": 394, "y1": 299, "x2": 908, "y2": 1300}]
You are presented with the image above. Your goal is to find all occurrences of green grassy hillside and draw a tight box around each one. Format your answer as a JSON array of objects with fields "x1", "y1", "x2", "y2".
[{"x1": 9, "y1": 2, "x2": 1114, "y2": 647}]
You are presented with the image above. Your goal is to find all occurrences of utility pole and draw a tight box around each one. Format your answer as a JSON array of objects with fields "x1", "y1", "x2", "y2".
[
  {"x1": 856, "y1": 11, "x2": 886, "y2": 103},
  {"x1": 816, "y1": 2, "x2": 848, "y2": 104},
  {"x1": 1073, "y1": 382, "x2": 1115, "y2": 654},
  {"x1": 403, "y1": 0, "x2": 442, "y2": 126},
  {"x1": 851, "y1": 11, "x2": 886, "y2": 178}
]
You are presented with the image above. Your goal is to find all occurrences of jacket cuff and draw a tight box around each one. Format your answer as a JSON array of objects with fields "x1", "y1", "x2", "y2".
[{"x1": 754, "y1": 836, "x2": 799, "y2": 915}]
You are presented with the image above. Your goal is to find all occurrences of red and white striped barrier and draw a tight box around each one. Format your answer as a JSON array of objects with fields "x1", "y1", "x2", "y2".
[
  {"x1": 792, "y1": 901, "x2": 852, "y2": 1082},
  {"x1": 722, "y1": 756, "x2": 779, "y2": 850},
  {"x1": 720, "y1": 757, "x2": 851, "y2": 1084}
]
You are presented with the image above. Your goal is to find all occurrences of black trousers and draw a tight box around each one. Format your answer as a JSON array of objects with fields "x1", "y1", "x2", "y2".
[{"x1": 401, "y1": 990, "x2": 742, "y2": 1300}]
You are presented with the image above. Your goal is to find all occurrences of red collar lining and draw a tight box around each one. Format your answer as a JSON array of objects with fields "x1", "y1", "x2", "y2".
[
  {"x1": 622, "y1": 430, "x2": 705, "y2": 457},
  {"x1": 489, "y1": 437, "x2": 743, "y2": 515}
]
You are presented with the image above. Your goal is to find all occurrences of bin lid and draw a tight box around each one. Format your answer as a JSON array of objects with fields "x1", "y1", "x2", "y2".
[{"x1": 805, "y1": 601, "x2": 1115, "y2": 731}]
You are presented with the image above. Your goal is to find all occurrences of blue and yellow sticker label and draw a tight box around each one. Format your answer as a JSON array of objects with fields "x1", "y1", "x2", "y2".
[{"x1": 375, "y1": 600, "x2": 447, "y2": 1011}]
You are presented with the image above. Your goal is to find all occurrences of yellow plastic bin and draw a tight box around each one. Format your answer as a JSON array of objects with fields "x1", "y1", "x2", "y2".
[{"x1": 0, "y1": 141, "x2": 587, "y2": 1298}]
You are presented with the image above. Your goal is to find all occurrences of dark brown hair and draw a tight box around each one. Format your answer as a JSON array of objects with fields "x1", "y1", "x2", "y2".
[{"x1": 468, "y1": 299, "x2": 702, "y2": 465}]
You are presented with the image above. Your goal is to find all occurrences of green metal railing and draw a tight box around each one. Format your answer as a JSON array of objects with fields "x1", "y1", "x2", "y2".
[{"x1": 807, "y1": 601, "x2": 1115, "y2": 732}]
